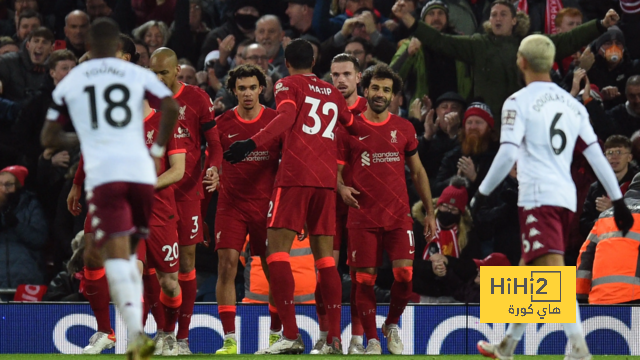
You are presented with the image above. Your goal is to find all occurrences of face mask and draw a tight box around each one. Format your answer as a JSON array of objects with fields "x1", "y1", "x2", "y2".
[
  {"x1": 235, "y1": 13, "x2": 259, "y2": 30},
  {"x1": 437, "y1": 210, "x2": 460, "y2": 227},
  {"x1": 602, "y1": 45, "x2": 623, "y2": 64}
]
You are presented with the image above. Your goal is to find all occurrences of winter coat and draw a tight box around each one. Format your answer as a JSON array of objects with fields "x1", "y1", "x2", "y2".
[
  {"x1": 586, "y1": 52, "x2": 640, "y2": 110},
  {"x1": 0, "y1": 50, "x2": 48, "y2": 103},
  {"x1": 444, "y1": 0, "x2": 491, "y2": 35},
  {"x1": 0, "y1": 191, "x2": 48, "y2": 288},
  {"x1": 408, "y1": 14, "x2": 607, "y2": 120},
  {"x1": 416, "y1": 130, "x2": 459, "y2": 191},
  {"x1": 199, "y1": 21, "x2": 253, "y2": 70},
  {"x1": 589, "y1": 101, "x2": 640, "y2": 140},
  {"x1": 433, "y1": 142, "x2": 499, "y2": 198}
]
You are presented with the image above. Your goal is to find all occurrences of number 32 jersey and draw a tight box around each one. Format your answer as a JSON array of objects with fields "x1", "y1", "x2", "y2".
[
  {"x1": 48, "y1": 58, "x2": 173, "y2": 190},
  {"x1": 501, "y1": 81, "x2": 597, "y2": 211}
]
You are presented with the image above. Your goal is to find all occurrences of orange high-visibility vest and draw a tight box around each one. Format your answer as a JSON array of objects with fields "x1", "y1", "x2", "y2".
[
  {"x1": 239, "y1": 233, "x2": 316, "y2": 304},
  {"x1": 577, "y1": 211, "x2": 640, "y2": 304}
]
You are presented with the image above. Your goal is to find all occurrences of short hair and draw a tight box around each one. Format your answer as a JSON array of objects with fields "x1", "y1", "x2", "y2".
[
  {"x1": 178, "y1": 58, "x2": 193, "y2": 66},
  {"x1": 226, "y1": 64, "x2": 267, "y2": 92},
  {"x1": 87, "y1": 18, "x2": 120, "y2": 55},
  {"x1": 360, "y1": 63, "x2": 403, "y2": 94},
  {"x1": 242, "y1": 42, "x2": 261, "y2": 58},
  {"x1": 518, "y1": 34, "x2": 555, "y2": 74},
  {"x1": 555, "y1": 7, "x2": 582, "y2": 28},
  {"x1": 0, "y1": 37, "x2": 16, "y2": 48},
  {"x1": 604, "y1": 135, "x2": 631, "y2": 150},
  {"x1": 491, "y1": 0, "x2": 517, "y2": 17},
  {"x1": 119, "y1": 34, "x2": 139, "y2": 63},
  {"x1": 627, "y1": 75, "x2": 640, "y2": 88},
  {"x1": 345, "y1": 37, "x2": 372, "y2": 56},
  {"x1": 26, "y1": 26, "x2": 54, "y2": 43},
  {"x1": 353, "y1": 8, "x2": 379, "y2": 23},
  {"x1": 132, "y1": 20, "x2": 170, "y2": 47},
  {"x1": 65, "y1": 10, "x2": 89, "y2": 26},
  {"x1": 284, "y1": 38, "x2": 314, "y2": 70},
  {"x1": 47, "y1": 49, "x2": 77, "y2": 70},
  {"x1": 331, "y1": 53, "x2": 361, "y2": 73},
  {"x1": 256, "y1": 14, "x2": 282, "y2": 31},
  {"x1": 133, "y1": 39, "x2": 149, "y2": 54},
  {"x1": 18, "y1": 9, "x2": 42, "y2": 26}
]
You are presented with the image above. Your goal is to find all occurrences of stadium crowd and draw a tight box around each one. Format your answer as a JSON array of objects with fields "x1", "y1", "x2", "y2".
[{"x1": 0, "y1": 0, "x2": 640, "y2": 354}]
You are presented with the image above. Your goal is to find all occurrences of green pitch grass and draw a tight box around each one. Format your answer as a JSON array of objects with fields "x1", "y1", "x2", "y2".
[{"x1": 1, "y1": 356, "x2": 640, "y2": 360}]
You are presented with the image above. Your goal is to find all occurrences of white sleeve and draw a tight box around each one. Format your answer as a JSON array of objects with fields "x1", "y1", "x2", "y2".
[
  {"x1": 499, "y1": 97, "x2": 525, "y2": 146},
  {"x1": 478, "y1": 143, "x2": 519, "y2": 196},
  {"x1": 142, "y1": 68, "x2": 173, "y2": 99},
  {"x1": 46, "y1": 83, "x2": 67, "y2": 122},
  {"x1": 582, "y1": 143, "x2": 623, "y2": 201}
]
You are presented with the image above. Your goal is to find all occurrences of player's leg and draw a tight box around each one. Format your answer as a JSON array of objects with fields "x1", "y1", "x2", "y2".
[
  {"x1": 215, "y1": 248, "x2": 240, "y2": 354},
  {"x1": 156, "y1": 269, "x2": 181, "y2": 356},
  {"x1": 259, "y1": 256, "x2": 282, "y2": 345},
  {"x1": 345, "y1": 234, "x2": 364, "y2": 354},
  {"x1": 142, "y1": 267, "x2": 166, "y2": 355}
]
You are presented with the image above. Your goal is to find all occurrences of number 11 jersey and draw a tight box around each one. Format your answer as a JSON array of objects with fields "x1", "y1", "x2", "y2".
[
  {"x1": 500, "y1": 81, "x2": 597, "y2": 212},
  {"x1": 48, "y1": 57, "x2": 173, "y2": 190}
]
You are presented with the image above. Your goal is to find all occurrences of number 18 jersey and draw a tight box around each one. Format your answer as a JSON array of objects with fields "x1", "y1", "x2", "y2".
[
  {"x1": 48, "y1": 58, "x2": 173, "y2": 190},
  {"x1": 500, "y1": 81, "x2": 597, "y2": 211}
]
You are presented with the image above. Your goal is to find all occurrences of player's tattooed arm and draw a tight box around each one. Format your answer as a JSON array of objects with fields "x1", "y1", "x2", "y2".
[
  {"x1": 406, "y1": 153, "x2": 437, "y2": 238},
  {"x1": 40, "y1": 120, "x2": 79, "y2": 149}
]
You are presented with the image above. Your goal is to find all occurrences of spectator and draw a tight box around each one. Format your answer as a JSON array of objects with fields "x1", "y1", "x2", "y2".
[
  {"x1": 82, "y1": 0, "x2": 136, "y2": 34},
  {"x1": 199, "y1": 0, "x2": 262, "y2": 69},
  {"x1": 0, "y1": 165, "x2": 48, "y2": 289},
  {"x1": 344, "y1": 37, "x2": 377, "y2": 71},
  {"x1": 591, "y1": 76, "x2": 640, "y2": 140},
  {"x1": 255, "y1": 15, "x2": 287, "y2": 76},
  {"x1": 211, "y1": 39, "x2": 252, "y2": 90},
  {"x1": 178, "y1": 64, "x2": 197, "y2": 85},
  {"x1": 166, "y1": 0, "x2": 209, "y2": 70},
  {"x1": 133, "y1": 20, "x2": 170, "y2": 54},
  {"x1": 392, "y1": 0, "x2": 619, "y2": 119},
  {"x1": 198, "y1": 50, "x2": 223, "y2": 97},
  {"x1": 133, "y1": 39, "x2": 149, "y2": 67},
  {"x1": 554, "y1": 8, "x2": 584, "y2": 78},
  {"x1": 328, "y1": 0, "x2": 390, "y2": 39},
  {"x1": 0, "y1": 37, "x2": 18, "y2": 55},
  {"x1": 300, "y1": 34, "x2": 322, "y2": 76},
  {"x1": 391, "y1": 1, "x2": 472, "y2": 105},
  {"x1": 434, "y1": 102, "x2": 498, "y2": 198},
  {"x1": 580, "y1": 135, "x2": 638, "y2": 238},
  {"x1": 584, "y1": 27, "x2": 640, "y2": 110},
  {"x1": 284, "y1": 0, "x2": 332, "y2": 41},
  {"x1": 132, "y1": 0, "x2": 175, "y2": 26},
  {"x1": 14, "y1": 9, "x2": 41, "y2": 43},
  {"x1": 414, "y1": 92, "x2": 466, "y2": 187},
  {"x1": 443, "y1": 0, "x2": 491, "y2": 35},
  {"x1": 59, "y1": 10, "x2": 89, "y2": 59}
]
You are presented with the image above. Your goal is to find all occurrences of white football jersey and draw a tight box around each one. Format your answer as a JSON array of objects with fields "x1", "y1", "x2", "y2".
[
  {"x1": 48, "y1": 58, "x2": 173, "y2": 190},
  {"x1": 500, "y1": 81, "x2": 597, "y2": 212}
]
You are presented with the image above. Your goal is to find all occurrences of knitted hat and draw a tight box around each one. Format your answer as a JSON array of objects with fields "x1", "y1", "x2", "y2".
[
  {"x1": 234, "y1": 0, "x2": 263, "y2": 13},
  {"x1": 435, "y1": 91, "x2": 466, "y2": 109},
  {"x1": 463, "y1": 102, "x2": 494, "y2": 128},
  {"x1": 421, "y1": 0, "x2": 448, "y2": 21},
  {"x1": 0, "y1": 165, "x2": 28, "y2": 187},
  {"x1": 436, "y1": 183, "x2": 468, "y2": 213},
  {"x1": 594, "y1": 26, "x2": 625, "y2": 51},
  {"x1": 473, "y1": 252, "x2": 511, "y2": 268}
]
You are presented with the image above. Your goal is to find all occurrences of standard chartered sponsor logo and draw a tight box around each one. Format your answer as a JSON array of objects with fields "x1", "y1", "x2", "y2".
[
  {"x1": 244, "y1": 150, "x2": 270, "y2": 162},
  {"x1": 361, "y1": 151, "x2": 370, "y2": 166},
  {"x1": 372, "y1": 151, "x2": 400, "y2": 163}
]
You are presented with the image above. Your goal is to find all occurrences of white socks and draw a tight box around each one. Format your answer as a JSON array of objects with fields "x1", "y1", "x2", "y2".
[
  {"x1": 104, "y1": 258, "x2": 143, "y2": 339},
  {"x1": 563, "y1": 300, "x2": 588, "y2": 349},
  {"x1": 351, "y1": 335, "x2": 363, "y2": 345},
  {"x1": 505, "y1": 323, "x2": 527, "y2": 341},
  {"x1": 319, "y1": 331, "x2": 328, "y2": 341}
]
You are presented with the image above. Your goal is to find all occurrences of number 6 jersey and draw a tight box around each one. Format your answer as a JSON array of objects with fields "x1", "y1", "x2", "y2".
[
  {"x1": 500, "y1": 81, "x2": 597, "y2": 211},
  {"x1": 47, "y1": 58, "x2": 173, "y2": 190}
]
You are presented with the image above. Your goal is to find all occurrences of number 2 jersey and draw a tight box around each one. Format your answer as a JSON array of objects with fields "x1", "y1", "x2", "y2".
[
  {"x1": 251, "y1": 73, "x2": 355, "y2": 189},
  {"x1": 48, "y1": 57, "x2": 173, "y2": 190},
  {"x1": 500, "y1": 81, "x2": 598, "y2": 212}
]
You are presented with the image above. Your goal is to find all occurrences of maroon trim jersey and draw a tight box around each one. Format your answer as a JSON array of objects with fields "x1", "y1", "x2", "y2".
[
  {"x1": 339, "y1": 112, "x2": 418, "y2": 229},
  {"x1": 215, "y1": 106, "x2": 281, "y2": 212},
  {"x1": 251, "y1": 74, "x2": 355, "y2": 189},
  {"x1": 144, "y1": 110, "x2": 186, "y2": 226},
  {"x1": 172, "y1": 83, "x2": 217, "y2": 201}
]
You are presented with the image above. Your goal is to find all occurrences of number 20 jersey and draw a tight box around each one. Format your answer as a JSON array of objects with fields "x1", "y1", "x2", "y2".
[
  {"x1": 49, "y1": 58, "x2": 173, "y2": 190},
  {"x1": 500, "y1": 81, "x2": 597, "y2": 212}
]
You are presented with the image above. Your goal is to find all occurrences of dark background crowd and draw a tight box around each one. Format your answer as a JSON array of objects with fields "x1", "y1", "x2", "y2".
[{"x1": 0, "y1": 0, "x2": 639, "y2": 304}]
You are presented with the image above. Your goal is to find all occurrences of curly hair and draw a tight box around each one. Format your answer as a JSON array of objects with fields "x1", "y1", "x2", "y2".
[
  {"x1": 360, "y1": 63, "x2": 403, "y2": 94},
  {"x1": 226, "y1": 64, "x2": 268, "y2": 92}
]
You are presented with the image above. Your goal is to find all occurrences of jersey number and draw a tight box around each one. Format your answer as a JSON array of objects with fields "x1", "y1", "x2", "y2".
[
  {"x1": 303, "y1": 96, "x2": 338, "y2": 140},
  {"x1": 549, "y1": 113, "x2": 566, "y2": 155},
  {"x1": 84, "y1": 85, "x2": 132, "y2": 129}
]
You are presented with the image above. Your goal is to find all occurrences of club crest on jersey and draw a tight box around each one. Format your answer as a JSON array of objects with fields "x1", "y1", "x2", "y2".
[
  {"x1": 391, "y1": 130, "x2": 398, "y2": 143},
  {"x1": 178, "y1": 105, "x2": 187, "y2": 120},
  {"x1": 502, "y1": 110, "x2": 517, "y2": 126},
  {"x1": 175, "y1": 126, "x2": 191, "y2": 138},
  {"x1": 146, "y1": 130, "x2": 154, "y2": 144}
]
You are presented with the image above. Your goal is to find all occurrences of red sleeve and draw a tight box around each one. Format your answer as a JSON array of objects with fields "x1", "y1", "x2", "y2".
[
  {"x1": 198, "y1": 90, "x2": 217, "y2": 132},
  {"x1": 252, "y1": 79, "x2": 298, "y2": 147},
  {"x1": 405, "y1": 123, "x2": 418, "y2": 156},
  {"x1": 206, "y1": 126, "x2": 223, "y2": 169},
  {"x1": 73, "y1": 155, "x2": 85, "y2": 186},
  {"x1": 336, "y1": 126, "x2": 350, "y2": 165}
]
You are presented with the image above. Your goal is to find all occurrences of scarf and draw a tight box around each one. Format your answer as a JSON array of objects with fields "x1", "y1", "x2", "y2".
[
  {"x1": 423, "y1": 219, "x2": 460, "y2": 260},
  {"x1": 517, "y1": 0, "x2": 563, "y2": 34}
]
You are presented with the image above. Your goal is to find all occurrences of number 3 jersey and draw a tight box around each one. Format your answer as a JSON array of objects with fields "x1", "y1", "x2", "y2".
[
  {"x1": 48, "y1": 58, "x2": 173, "y2": 190},
  {"x1": 501, "y1": 81, "x2": 597, "y2": 212}
]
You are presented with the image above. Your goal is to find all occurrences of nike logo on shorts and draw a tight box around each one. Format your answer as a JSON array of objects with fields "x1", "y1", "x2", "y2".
[
  {"x1": 169, "y1": 261, "x2": 178, "y2": 267},
  {"x1": 409, "y1": 250, "x2": 415, "y2": 254},
  {"x1": 190, "y1": 233, "x2": 198, "y2": 239},
  {"x1": 228, "y1": 133, "x2": 239, "y2": 138}
]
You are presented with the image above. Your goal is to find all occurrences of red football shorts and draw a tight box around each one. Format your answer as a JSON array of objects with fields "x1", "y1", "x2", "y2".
[
  {"x1": 214, "y1": 201, "x2": 268, "y2": 256},
  {"x1": 84, "y1": 212, "x2": 147, "y2": 262},
  {"x1": 268, "y1": 186, "x2": 336, "y2": 236},
  {"x1": 518, "y1": 206, "x2": 573, "y2": 264},
  {"x1": 146, "y1": 223, "x2": 180, "y2": 273},
  {"x1": 87, "y1": 182, "x2": 154, "y2": 247},
  {"x1": 348, "y1": 227, "x2": 415, "y2": 268},
  {"x1": 176, "y1": 200, "x2": 203, "y2": 246}
]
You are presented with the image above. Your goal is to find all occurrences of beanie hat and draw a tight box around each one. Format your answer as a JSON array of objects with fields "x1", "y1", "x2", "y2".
[
  {"x1": 421, "y1": 0, "x2": 448, "y2": 21},
  {"x1": 436, "y1": 183, "x2": 468, "y2": 213},
  {"x1": 473, "y1": 252, "x2": 511, "y2": 268},
  {"x1": 594, "y1": 26, "x2": 625, "y2": 51},
  {"x1": 463, "y1": 102, "x2": 494, "y2": 128},
  {"x1": 0, "y1": 165, "x2": 28, "y2": 187},
  {"x1": 435, "y1": 91, "x2": 466, "y2": 109},
  {"x1": 234, "y1": 0, "x2": 263, "y2": 13}
]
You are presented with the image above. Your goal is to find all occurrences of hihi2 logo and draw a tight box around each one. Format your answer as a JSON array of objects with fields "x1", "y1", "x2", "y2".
[{"x1": 480, "y1": 266, "x2": 575, "y2": 323}]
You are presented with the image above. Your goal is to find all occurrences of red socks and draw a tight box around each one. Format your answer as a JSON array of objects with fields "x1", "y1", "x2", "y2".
[
  {"x1": 160, "y1": 290, "x2": 182, "y2": 332},
  {"x1": 355, "y1": 272, "x2": 378, "y2": 341},
  {"x1": 314, "y1": 276, "x2": 329, "y2": 332},
  {"x1": 269, "y1": 304, "x2": 282, "y2": 332},
  {"x1": 350, "y1": 270, "x2": 363, "y2": 337},
  {"x1": 267, "y1": 252, "x2": 299, "y2": 340},
  {"x1": 177, "y1": 269, "x2": 197, "y2": 340},
  {"x1": 219, "y1": 305, "x2": 236, "y2": 334},
  {"x1": 386, "y1": 267, "x2": 413, "y2": 326},
  {"x1": 143, "y1": 268, "x2": 165, "y2": 327},
  {"x1": 316, "y1": 257, "x2": 342, "y2": 343},
  {"x1": 84, "y1": 267, "x2": 112, "y2": 334}
]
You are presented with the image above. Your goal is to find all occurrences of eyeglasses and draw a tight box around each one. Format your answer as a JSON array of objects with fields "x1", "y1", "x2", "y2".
[
  {"x1": 0, "y1": 182, "x2": 16, "y2": 190},
  {"x1": 438, "y1": 203, "x2": 460, "y2": 215},
  {"x1": 604, "y1": 150, "x2": 630, "y2": 158},
  {"x1": 245, "y1": 55, "x2": 269, "y2": 62},
  {"x1": 345, "y1": 50, "x2": 365, "y2": 56}
]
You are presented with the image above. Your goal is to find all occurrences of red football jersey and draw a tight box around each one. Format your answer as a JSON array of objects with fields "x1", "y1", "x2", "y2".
[
  {"x1": 216, "y1": 106, "x2": 281, "y2": 212},
  {"x1": 144, "y1": 110, "x2": 187, "y2": 226},
  {"x1": 336, "y1": 97, "x2": 366, "y2": 216},
  {"x1": 339, "y1": 112, "x2": 418, "y2": 229},
  {"x1": 348, "y1": 96, "x2": 368, "y2": 115},
  {"x1": 172, "y1": 83, "x2": 217, "y2": 201},
  {"x1": 252, "y1": 74, "x2": 355, "y2": 189}
]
